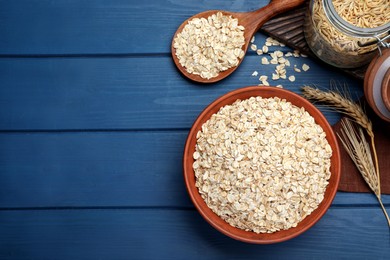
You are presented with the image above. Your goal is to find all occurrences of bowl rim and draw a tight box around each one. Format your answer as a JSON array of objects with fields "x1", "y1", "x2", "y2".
[{"x1": 183, "y1": 86, "x2": 341, "y2": 244}]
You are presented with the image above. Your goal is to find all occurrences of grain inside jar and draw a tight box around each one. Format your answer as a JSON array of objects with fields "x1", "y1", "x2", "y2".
[{"x1": 304, "y1": 0, "x2": 390, "y2": 68}]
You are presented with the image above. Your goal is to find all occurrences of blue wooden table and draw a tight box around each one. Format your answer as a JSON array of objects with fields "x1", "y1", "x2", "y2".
[{"x1": 0, "y1": 0, "x2": 389, "y2": 259}]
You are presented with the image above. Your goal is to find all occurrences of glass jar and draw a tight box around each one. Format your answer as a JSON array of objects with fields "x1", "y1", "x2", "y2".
[{"x1": 304, "y1": 0, "x2": 390, "y2": 68}]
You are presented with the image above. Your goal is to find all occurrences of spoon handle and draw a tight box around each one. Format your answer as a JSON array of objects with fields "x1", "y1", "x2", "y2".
[{"x1": 238, "y1": 0, "x2": 305, "y2": 34}]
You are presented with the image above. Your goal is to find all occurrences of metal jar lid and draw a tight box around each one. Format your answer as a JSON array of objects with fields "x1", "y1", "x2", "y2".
[{"x1": 364, "y1": 48, "x2": 390, "y2": 122}]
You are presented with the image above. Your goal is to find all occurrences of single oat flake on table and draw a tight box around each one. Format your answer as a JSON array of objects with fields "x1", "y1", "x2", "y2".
[{"x1": 193, "y1": 97, "x2": 332, "y2": 233}]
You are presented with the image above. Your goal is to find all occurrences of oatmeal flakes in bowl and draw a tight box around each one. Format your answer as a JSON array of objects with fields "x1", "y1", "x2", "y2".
[{"x1": 183, "y1": 86, "x2": 341, "y2": 244}]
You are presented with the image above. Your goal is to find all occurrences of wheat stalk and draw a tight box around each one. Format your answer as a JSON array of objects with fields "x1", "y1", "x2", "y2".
[
  {"x1": 338, "y1": 119, "x2": 390, "y2": 226},
  {"x1": 301, "y1": 86, "x2": 389, "y2": 226},
  {"x1": 301, "y1": 86, "x2": 373, "y2": 137}
]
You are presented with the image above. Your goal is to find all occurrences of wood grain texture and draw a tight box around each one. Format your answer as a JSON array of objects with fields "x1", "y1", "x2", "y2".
[
  {"x1": 0, "y1": 209, "x2": 389, "y2": 259},
  {"x1": 0, "y1": 0, "x2": 271, "y2": 55},
  {"x1": 0, "y1": 54, "x2": 361, "y2": 130},
  {"x1": 0, "y1": 0, "x2": 385, "y2": 258},
  {"x1": 0, "y1": 132, "x2": 189, "y2": 208},
  {"x1": 0, "y1": 132, "x2": 388, "y2": 208}
]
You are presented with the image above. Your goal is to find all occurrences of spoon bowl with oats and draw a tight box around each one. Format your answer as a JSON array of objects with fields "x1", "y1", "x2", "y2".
[{"x1": 171, "y1": 0, "x2": 305, "y2": 83}]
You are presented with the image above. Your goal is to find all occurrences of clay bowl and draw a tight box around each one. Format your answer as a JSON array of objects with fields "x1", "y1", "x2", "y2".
[
  {"x1": 364, "y1": 48, "x2": 390, "y2": 122},
  {"x1": 183, "y1": 86, "x2": 341, "y2": 244}
]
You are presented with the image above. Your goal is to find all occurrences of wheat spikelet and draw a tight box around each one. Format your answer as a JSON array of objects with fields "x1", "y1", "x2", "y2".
[
  {"x1": 338, "y1": 119, "x2": 379, "y2": 195},
  {"x1": 301, "y1": 86, "x2": 389, "y2": 227},
  {"x1": 338, "y1": 119, "x2": 389, "y2": 226},
  {"x1": 301, "y1": 86, "x2": 373, "y2": 137}
]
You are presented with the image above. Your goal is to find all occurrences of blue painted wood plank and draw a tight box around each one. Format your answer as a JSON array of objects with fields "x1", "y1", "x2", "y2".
[
  {"x1": 0, "y1": 132, "x2": 388, "y2": 208},
  {"x1": 0, "y1": 208, "x2": 389, "y2": 259},
  {"x1": 0, "y1": 0, "x2": 271, "y2": 55},
  {"x1": 0, "y1": 54, "x2": 362, "y2": 130},
  {"x1": 0, "y1": 1, "x2": 386, "y2": 258},
  {"x1": 0, "y1": 132, "x2": 190, "y2": 208}
]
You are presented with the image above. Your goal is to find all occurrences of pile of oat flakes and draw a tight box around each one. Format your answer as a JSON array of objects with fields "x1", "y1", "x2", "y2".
[
  {"x1": 193, "y1": 97, "x2": 332, "y2": 233},
  {"x1": 173, "y1": 12, "x2": 245, "y2": 79}
]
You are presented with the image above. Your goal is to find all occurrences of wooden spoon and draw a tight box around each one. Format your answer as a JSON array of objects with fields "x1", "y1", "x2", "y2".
[{"x1": 171, "y1": 0, "x2": 305, "y2": 83}]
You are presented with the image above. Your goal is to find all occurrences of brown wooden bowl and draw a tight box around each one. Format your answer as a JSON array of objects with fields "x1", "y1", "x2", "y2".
[{"x1": 183, "y1": 86, "x2": 341, "y2": 244}]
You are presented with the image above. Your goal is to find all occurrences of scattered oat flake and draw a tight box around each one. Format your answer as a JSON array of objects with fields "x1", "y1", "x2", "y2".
[
  {"x1": 251, "y1": 36, "x2": 255, "y2": 43},
  {"x1": 278, "y1": 57, "x2": 286, "y2": 64},
  {"x1": 294, "y1": 67, "x2": 301, "y2": 73},
  {"x1": 262, "y1": 80, "x2": 270, "y2": 86},
  {"x1": 259, "y1": 75, "x2": 268, "y2": 81},
  {"x1": 262, "y1": 46, "x2": 269, "y2": 53},
  {"x1": 278, "y1": 69, "x2": 286, "y2": 76},
  {"x1": 256, "y1": 49, "x2": 263, "y2": 55},
  {"x1": 266, "y1": 37, "x2": 285, "y2": 47},
  {"x1": 251, "y1": 44, "x2": 257, "y2": 51},
  {"x1": 252, "y1": 71, "x2": 258, "y2": 76},
  {"x1": 261, "y1": 57, "x2": 270, "y2": 65},
  {"x1": 276, "y1": 84, "x2": 283, "y2": 88},
  {"x1": 302, "y1": 64, "x2": 310, "y2": 71},
  {"x1": 275, "y1": 51, "x2": 283, "y2": 58},
  {"x1": 288, "y1": 75, "x2": 296, "y2": 82}
]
